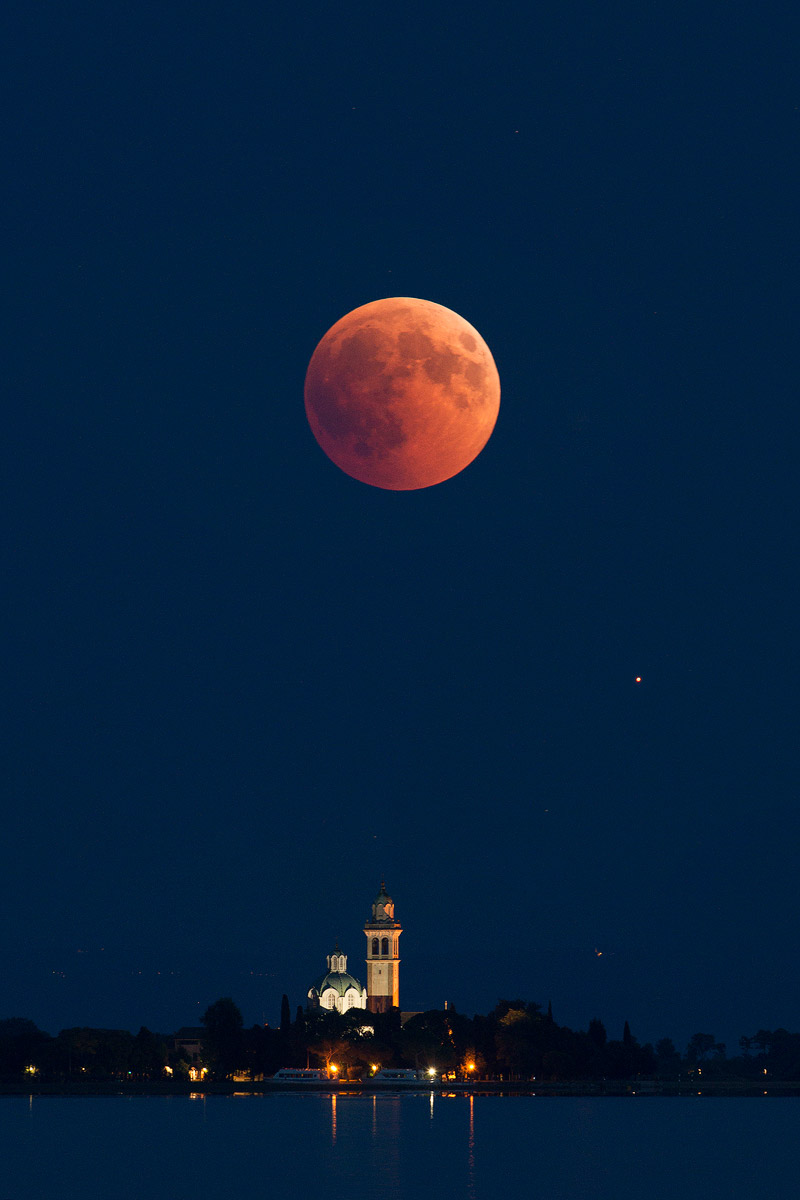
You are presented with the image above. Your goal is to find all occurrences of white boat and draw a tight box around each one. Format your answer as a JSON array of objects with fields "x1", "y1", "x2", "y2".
[
  {"x1": 371, "y1": 1069, "x2": 434, "y2": 1085},
  {"x1": 272, "y1": 1068, "x2": 329, "y2": 1081}
]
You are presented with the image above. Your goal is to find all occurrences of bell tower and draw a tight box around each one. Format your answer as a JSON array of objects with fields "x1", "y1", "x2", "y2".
[{"x1": 364, "y1": 881, "x2": 402, "y2": 1013}]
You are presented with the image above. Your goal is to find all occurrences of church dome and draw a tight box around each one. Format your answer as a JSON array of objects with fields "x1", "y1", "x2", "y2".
[
  {"x1": 307, "y1": 947, "x2": 367, "y2": 1013},
  {"x1": 310, "y1": 969, "x2": 365, "y2": 999}
]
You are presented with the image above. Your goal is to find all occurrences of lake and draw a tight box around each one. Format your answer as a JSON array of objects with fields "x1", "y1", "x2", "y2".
[{"x1": 1, "y1": 1092, "x2": 797, "y2": 1199}]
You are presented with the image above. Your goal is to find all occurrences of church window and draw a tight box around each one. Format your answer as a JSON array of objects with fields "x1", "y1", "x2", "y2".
[
  {"x1": 346, "y1": 992, "x2": 355, "y2": 1009},
  {"x1": 325, "y1": 993, "x2": 336, "y2": 1010},
  {"x1": 372, "y1": 938, "x2": 379, "y2": 956},
  {"x1": 381, "y1": 937, "x2": 389, "y2": 956}
]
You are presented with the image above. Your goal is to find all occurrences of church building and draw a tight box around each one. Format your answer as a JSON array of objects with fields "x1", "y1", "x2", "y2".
[{"x1": 307, "y1": 882, "x2": 402, "y2": 1014}]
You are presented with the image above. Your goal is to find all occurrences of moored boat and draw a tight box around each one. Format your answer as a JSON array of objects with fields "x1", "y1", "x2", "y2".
[{"x1": 371, "y1": 1069, "x2": 434, "y2": 1086}]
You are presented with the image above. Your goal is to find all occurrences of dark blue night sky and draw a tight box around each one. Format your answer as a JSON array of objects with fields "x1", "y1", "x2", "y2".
[{"x1": 3, "y1": 1, "x2": 798, "y2": 1052}]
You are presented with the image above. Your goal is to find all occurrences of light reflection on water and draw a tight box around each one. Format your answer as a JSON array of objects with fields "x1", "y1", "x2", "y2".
[
  {"x1": 1, "y1": 1092, "x2": 798, "y2": 1200},
  {"x1": 467, "y1": 1092, "x2": 476, "y2": 1200}
]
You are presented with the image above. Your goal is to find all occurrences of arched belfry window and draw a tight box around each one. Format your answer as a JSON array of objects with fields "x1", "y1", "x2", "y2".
[
  {"x1": 371, "y1": 937, "x2": 379, "y2": 956},
  {"x1": 381, "y1": 937, "x2": 389, "y2": 956}
]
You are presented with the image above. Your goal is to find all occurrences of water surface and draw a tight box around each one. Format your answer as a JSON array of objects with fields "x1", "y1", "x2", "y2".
[{"x1": 1, "y1": 1092, "x2": 796, "y2": 1199}]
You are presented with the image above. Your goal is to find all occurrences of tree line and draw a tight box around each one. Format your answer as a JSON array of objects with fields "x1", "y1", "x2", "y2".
[{"x1": 2, "y1": 1000, "x2": 799, "y2": 1082}]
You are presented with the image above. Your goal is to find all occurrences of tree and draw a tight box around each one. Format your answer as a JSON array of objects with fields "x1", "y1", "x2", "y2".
[
  {"x1": 0, "y1": 1019, "x2": 50, "y2": 1074},
  {"x1": 202, "y1": 998, "x2": 244, "y2": 1079},
  {"x1": 400, "y1": 1010, "x2": 470, "y2": 1073},
  {"x1": 740, "y1": 1028, "x2": 800, "y2": 1080},
  {"x1": 301, "y1": 1009, "x2": 362, "y2": 1076},
  {"x1": 280, "y1": 995, "x2": 291, "y2": 1034},
  {"x1": 460, "y1": 1047, "x2": 486, "y2": 1079},
  {"x1": 130, "y1": 1027, "x2": 167, "y2": 1078},
  {"x1": 243, "y1": 1024, "x2": 284, "y2": 1079},
  {"x1": 686, "y1": 1033, "x2": 725, "y2": 1065},
  {"x1": 655, "y1": 1037, "x2": 681, "y2": 1077},
  {"x1": 494, "y1": 1008, "x2": 550, "y2": 1078},
  {"x1": 493, "y1": 999, "x2": 542, "y2": 1021},
  {"x1": 587, "y1": 1019, "x2": 607, "y2": 1048},
  {"x1": 315, "y1": 1038, "x2": 351, "y2": 1075},
  {"x1": 741, "y1": 1029, "x2": 773, "y2": 1057},
  {"x1": 48, "y1": 1028, "x2": 133, "y2": 1077}
]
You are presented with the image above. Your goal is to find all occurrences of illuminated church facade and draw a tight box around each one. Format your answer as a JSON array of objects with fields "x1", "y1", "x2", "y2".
[{"x1": 307, "y1": 881, "x2": 402, "y2": 1015}]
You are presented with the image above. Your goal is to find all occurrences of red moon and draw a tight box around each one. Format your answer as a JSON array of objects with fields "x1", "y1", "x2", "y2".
[{"x1": 304, "y1": 297, "x2": 500, "y2": 490}]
